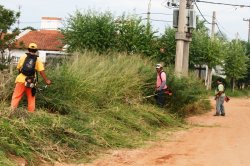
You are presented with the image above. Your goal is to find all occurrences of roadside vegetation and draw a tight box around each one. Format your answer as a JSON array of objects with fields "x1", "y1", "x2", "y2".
[
  {"x1": 0, "y1": 52, "x2": 209, "y2": 165},
  {"x1": 0, "y1": 6, "x2": 249, "y2": 166}
]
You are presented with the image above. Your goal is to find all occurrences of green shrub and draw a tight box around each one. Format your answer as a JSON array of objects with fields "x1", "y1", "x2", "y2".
[
  {"x1": 167, "y1": 72, "x2": 209, "y2": 116},
  {"x1": 143, "y1": 67, "x2": 209, "y2": 117},
  {"x1": 225, "y1": 89, "x2": 250, "y2": 97},
  {"x1": 0, "y1": 64, "x2": 8, "y2": 70}
]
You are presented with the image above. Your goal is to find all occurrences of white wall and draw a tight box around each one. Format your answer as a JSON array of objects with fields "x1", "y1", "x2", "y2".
[
  {"x1": 41, "y1": 18, "x2": 62, "y2": 30},
  {"x1": 10, "y1": 49, "x2": 65, "y2": 63}
]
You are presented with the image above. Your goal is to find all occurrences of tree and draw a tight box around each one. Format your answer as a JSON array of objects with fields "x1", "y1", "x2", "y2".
[
  {"x1": 238, "y1": 41, "x2": 250, "y2": 88},
  {"x1": 224, "y1": 41, "x2": 249, "y2": 91},
  {"x1": 62, "y1": 10, "x2": 158, "y2": 56},
  {"x1": 189, "y1": 18, "x2": 225, "y2": 89},
  {"x1": 115, "y1": 14, "x2": 157, "y2": 56},
  {"x1": 22, "y1": 26, "x2": 36, "y2": 31},
  {"x1": 61, "y1": 10, "x2": 117, "y2": 53},
  {"x1": 0, "y1": 5, "x2": 20, "y2": 65},
  {"x1": 156, "y1": 28, "x2": 176, "y2": 65}
]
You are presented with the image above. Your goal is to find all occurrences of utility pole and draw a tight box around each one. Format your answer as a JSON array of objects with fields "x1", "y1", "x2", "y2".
[
  {"x1": 175, "y1": 0, "x2": 187, "y2": 76},
  {"x1": 17, "y1": 5, "x2": 21, "y2": 29},
  {"x1": 206, "y1": 11, "x2": 216, "y2": 90},
  {"x1": 243, "y1": 18, "x2": 250, "y2": 43},
  {"x1": 147, "y1": 0, "x2": 152, "y2": 35},
  {"x1": 182, "y1": 0, "x2": 193, "y2": 76},
  {"x1": 211, "y1": 11, "x2": 216, "y2": 40},
  {"x1": 235, "y1": 32, "x2": 239, "y2": 43}
]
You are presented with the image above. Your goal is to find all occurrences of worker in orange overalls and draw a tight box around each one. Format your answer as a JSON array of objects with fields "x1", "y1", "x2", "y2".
[{"x1": 11, "y1": 43, "x2": 51, "y2": 112}]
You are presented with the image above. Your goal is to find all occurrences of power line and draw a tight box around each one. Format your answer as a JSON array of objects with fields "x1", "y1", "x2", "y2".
[
  {"x1": 19, "y1": 22, "x2": 40, "y2": 24},
  {"x1": 194, "y1": 2, "x2": 226, "y2": 38},
  {"x1": 142, "y1": 18, "x2": 172, "y2": 23},
  {"x1": 216, "y1": 19, "x2": 230, "y2": 35},
  {"x1": 196, "y1": 0, "x2": 250, "y2": 8},
  {"x1": 215, "y1": 23, "x2": 226, "y2": 38},
  {"x1": 197, "y1": 14, "x2": 211, "y2": 18},
  {"x1": 194, "y1": 2, "x2": 211, "y2": 24},
  {"x1": 139, "y1": 12, "x2": 172, "y2": 16}
]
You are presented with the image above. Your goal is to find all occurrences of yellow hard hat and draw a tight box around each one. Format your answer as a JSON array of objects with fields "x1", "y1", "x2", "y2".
[{"x1": 28, "y1": 43, "x2": 38, "y2": 49}]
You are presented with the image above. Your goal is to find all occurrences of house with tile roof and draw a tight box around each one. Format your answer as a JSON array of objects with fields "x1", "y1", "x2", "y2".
[
  {"x1": 9, "y1": 17, "x2": 66, "y2": 63},
  {"x1": 12, "y1": 29, "x2": 65, "y2": 63}
]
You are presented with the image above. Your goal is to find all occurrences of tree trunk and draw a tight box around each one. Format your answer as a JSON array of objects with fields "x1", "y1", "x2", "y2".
[
  {"x1": 198, "y1": 65, "x2": 201, "y2": 78},
  {"x1": 230, "y1": 77, "x2": 236, "y2": 92},
  {"x1": 206, "y1": 68, "x2": 212, "y2": 90},
  {"x1": 1, "y1": 51, "x2": 4, "y2": 64},
  {"x1": 232, "y1": 78, "x2": 236, "y2": 92}
]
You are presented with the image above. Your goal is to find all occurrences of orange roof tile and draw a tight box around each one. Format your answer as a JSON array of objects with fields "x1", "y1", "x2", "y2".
[
  {"x1": 41, "y1": 17, "x2": 62, "y2": 20},
  {"x1": 15, "y1": 30, "x2": 64, "y2": 51}
]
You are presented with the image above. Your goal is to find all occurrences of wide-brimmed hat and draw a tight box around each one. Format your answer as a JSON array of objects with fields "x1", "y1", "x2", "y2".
[
  {"x1": 156, "y1": 64, "x2": 163, "y2": 69},
  {"x1": 28, "y1": 43, "x2": 38, "y2": 49}
]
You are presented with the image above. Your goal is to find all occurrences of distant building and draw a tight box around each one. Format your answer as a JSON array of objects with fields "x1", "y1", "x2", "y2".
[
  {"x1": 41, "y1": 17, "x2": 62, "y2": 30},
  {"x1": 9, "y1": 17, "x2": 66, "y2": 63}
]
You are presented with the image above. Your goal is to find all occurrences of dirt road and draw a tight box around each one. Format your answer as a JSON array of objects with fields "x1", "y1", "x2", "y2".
[{"x1": 78, "y1": 98, "x2": 250, "y2": 166}]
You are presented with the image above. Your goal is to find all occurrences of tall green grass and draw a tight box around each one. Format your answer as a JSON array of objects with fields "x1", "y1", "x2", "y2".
[
  {"x1": 37, "y1": 52, "x2": 153, "y2": 114},
  {"x1": 0, "y1": 51, "x2": 209, "y2": 165},
  {"x1": 224, "y1": 89, "x2": 250, "y2": 97},
  {"x1": 0, "y1": 52, "x2": 182, "y2": 165}
]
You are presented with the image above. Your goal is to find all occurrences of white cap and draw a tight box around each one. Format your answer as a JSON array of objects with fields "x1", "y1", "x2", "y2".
[{"x1": 156, "y1": 64, "x2": 163, "y2": 69}]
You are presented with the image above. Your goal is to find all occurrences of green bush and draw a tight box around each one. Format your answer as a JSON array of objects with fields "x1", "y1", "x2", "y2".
[
  {"x1": 225, "y1": 89, "x2": 250, "y2": 97},
  {"x1": 0, "y1": 64, "x2": 8, "y2": 70},
  {"x1": 143, "y1": 67, "x2": 209, "y2": 117},
  {"x1": 168, "y1": 72, "x2": 209, "y2": 116}
]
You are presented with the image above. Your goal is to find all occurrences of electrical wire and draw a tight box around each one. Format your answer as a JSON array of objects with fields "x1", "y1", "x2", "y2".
[
  {"x1": 19, "y1": 21, "x2": 41, "y2": 24},
  {"x1": 195, "y1": 1, "x2": 227, "y2": 38},
  {"x1": 142, "y1": 18, "x2": 172, "y2": 23},
  {"x1": 194, "y1": 2, "x2": 211, "y2": 24},
  {"x1": 196, "y1": 0, "x2": 250, "y2": 8},
  {"x1": 216, "y1": 19, "x2": 230, "y2": 35},
  {"x1": 215, "y1": 23, "x2": 226, "y2": 38},
  {"x1": 139, "y1": 12, "x2": 172, "y2": 16}
]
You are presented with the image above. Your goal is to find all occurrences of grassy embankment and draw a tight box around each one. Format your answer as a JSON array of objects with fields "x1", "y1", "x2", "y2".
[{"x1": 0, "y1": 52, "x2": 209, "y2": 165}]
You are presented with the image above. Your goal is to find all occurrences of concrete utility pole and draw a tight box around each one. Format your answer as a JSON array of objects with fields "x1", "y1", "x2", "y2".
[
  {"x1": 17, "y1": 5, "x2": 21, "y2": 29},
  {"x1": 175, "y1": 0, "x2": 187, "y2": 76},
  {"x1": 182, "y1": 0, "x2": 193, "y2": 76},
  {"x1": 235, "y1": 32, "x2": 239, "y2": 43},
  {"x1": 147, "y1": 0, "x2": 152, "y2": 35},
  {"x1": 206, "y1": 11, "x2": 216, "y2": 90},
  {"x1": 243, "y1": 18, "x2": 250, "y2": 42},
  {"x1": 211, "y1": 11, "x2": 216, "y2": 40}
]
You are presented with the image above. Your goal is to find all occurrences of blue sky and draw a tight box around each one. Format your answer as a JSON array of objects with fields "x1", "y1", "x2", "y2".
[{"x1": 0, "y1": 0, "x2": 249, "y2": 41}]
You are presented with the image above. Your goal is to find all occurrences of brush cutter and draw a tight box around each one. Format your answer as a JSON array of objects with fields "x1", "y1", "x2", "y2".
[
  {"x1": 143, "y1": 89, "x2": 173, "y2": 99},
  {"x1": 143, "y1": 93, "x2": 158, "y2": 99},
  {"x1": 31, "y1": 85, "x2": 48, "y2": 96},
  {"x1": 37, "y1": 85, "x2": 48, "y2": 92}
]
